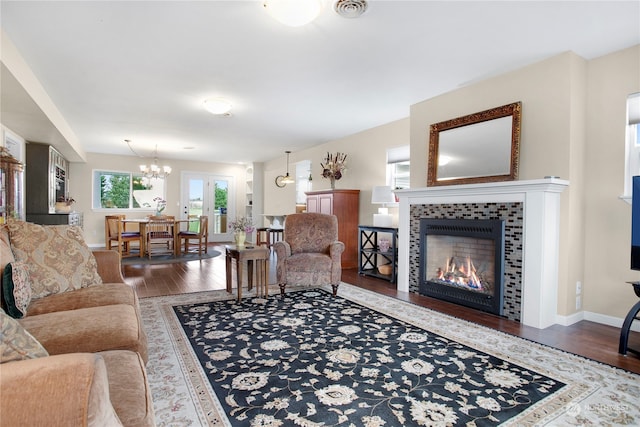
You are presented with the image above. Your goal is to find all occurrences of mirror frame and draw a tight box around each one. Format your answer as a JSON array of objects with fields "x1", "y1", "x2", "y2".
[{"x1": 427, "y1": 101, "x2": 522, "y2": 186}]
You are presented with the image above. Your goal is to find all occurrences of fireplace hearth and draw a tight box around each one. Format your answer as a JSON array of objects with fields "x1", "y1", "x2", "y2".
[{"x1": 419, "y1": 218, "x2": 505, "y2": 315}]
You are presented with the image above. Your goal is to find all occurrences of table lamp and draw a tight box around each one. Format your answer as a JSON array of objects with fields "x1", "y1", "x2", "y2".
[{"x1": 371, "y1": 186, "x2": 397, "y2": 227}]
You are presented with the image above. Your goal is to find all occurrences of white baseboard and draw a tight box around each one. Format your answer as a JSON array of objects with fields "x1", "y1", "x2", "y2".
[
  {"x1": 556, "y1": 310, "x2": 640, "y2": 332},
  {"x1": 555, "y1": 311, "x2": 584, "y2": 326}
]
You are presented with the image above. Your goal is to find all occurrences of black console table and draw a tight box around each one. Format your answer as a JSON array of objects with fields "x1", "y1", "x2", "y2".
[
  {"x1": 358, "y1": 225, "x2": 398, "y2": 283},
  {"x1": 619, "y1": 281, "x2": 640, "y2": 356}
]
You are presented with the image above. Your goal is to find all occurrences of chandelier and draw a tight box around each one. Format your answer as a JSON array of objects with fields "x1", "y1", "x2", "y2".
[{"x1": 139, "y1": 145, "x2": 171, "y2": 179}]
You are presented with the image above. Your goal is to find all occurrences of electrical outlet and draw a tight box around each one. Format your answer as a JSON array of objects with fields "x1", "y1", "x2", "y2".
[
  {"x1": 576, "y1": 295, "x2": 582, "y2": 310},
  {"x1": 576, "y1": 281, "x2": 582, "y2": 295}
]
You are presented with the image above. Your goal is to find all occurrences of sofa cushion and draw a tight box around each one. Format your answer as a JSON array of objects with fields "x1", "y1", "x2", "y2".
[
  {"x1": 6, "y1": 221, "x2": 103, "y2": 299},
  {"x1": 2, "y1": 261, "x2": 32, "y2": 318},
  {"x1": 100, "y1": 350, "x2": 156, "y2": 427},
  {"x1": 0, "y1": 309, "x2": 48, "y2": 363},
  {"x1": 26, "y1": 283, "x2": 139, "y2": 316},
  {"x1": 0, "y1": 353, "x2": 123, "y2": 427},
  {"x1": 18, "y1": 304, "x2": 148, "y2": 362}
]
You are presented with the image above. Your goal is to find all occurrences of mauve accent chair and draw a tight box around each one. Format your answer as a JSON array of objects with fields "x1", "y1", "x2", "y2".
[{"x1": 273, "y1": 213, "x2": 345, "y2": 296}]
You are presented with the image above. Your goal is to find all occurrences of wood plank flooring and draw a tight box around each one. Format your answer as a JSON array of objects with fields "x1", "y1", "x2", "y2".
[{"x1": 124, "y1": 243, "x2": 640, "y2": 375}]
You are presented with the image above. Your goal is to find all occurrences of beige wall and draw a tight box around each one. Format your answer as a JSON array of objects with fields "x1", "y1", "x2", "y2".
[
  {"x1": 69, "y1": 153, "x2": 247, "y2": 246},
  {"x1": 262, "y1": 118, "x2": 410, "y2": 227},
  {"x1": 584, "y1": 45, "x2": 640, "y2": 320}
]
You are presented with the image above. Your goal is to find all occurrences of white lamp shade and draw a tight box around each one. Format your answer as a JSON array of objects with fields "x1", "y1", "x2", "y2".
[
  {"x1": 371, "y1": 186, "x2": 396, "y2": 204},
  {"x1": 372, "y1": 186, "x2": 396, "y2": 227}
]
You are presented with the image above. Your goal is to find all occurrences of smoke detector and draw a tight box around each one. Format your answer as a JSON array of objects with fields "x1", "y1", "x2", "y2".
[{"x1": 333, "y1": 0, "x2": 368, "y2": 18}]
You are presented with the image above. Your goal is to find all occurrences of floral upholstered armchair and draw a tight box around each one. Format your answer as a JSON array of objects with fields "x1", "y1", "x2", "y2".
[{"x1": 273, "y1": 213, "x2": 345, "y2": 296}]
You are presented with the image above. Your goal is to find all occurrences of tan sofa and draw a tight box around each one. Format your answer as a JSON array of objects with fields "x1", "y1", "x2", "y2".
[{"x1": 0, "y1": 222, "x2": 155, "y2": 427}]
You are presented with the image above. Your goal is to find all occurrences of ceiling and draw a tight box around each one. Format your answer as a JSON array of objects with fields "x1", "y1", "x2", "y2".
[{"x1": 1, "y1": 1, "x2": 639, "y2": 165}]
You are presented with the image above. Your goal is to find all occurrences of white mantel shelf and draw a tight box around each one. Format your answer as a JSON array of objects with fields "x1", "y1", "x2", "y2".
[{"x1": 396, "y1": 178, "x2": 569, "y2": 329}]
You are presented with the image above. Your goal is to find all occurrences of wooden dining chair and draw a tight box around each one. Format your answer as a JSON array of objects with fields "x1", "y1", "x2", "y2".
[
  {"x1": 146, "y1": 215, "x2": 175, "y2": 258},
  {"x1": 104, "y1": 215, "x2": 141, "y2": 258},
  {"x1": 176, "y1": 215, "x2": 208, "y2": 256}
]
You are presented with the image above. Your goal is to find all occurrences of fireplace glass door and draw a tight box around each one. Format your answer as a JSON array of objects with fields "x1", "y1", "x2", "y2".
[
  {"x1": 419, "y1": 218, "x2": 505, "y2": 315},
  {"x1": 424, "y1": 234, "x2": 496, "y2": 296}
]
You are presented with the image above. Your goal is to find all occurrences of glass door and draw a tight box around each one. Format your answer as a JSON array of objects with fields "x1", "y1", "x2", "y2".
[{"x1": 181, "y1": 173, "x2": 235, "y2": 241}]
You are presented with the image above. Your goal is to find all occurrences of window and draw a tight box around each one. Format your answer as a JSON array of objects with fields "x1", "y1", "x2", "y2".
[
  {"x1": 92, "y1": 170, "x2": 166, "y2": 210},
  {"x1": 624, "y1": 93, "x2": 640, "y2": 201},
  {"x1": 387, "y1": 145, "x2": 410, "y2": 190}
]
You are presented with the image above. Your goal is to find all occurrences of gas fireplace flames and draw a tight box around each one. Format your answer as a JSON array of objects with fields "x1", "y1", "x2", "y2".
[{"x1": 434, "y1": 256, "x2": 484, "y2": 290}]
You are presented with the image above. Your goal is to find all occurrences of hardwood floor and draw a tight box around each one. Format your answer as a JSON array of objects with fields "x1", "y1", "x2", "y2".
[{"x1": 125, "y1": 243, "x2": 640, "y2": 375}]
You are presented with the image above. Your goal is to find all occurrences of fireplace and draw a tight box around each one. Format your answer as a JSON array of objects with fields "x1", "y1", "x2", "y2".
[
  {"x1": 396, "y1": 179, "x2": 569, "y2": 329},
  {"x1": 419, "y1": 218, "x2": 505, "y2": 316}
]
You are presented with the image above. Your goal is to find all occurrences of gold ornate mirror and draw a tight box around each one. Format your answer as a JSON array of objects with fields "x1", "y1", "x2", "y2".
[{"x1": 427, "y1": 102, "x2": 522, "y2": 186}]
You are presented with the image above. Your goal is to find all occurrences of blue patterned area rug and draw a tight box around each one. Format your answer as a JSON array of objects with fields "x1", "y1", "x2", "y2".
[{"x1": 140, "y1": 284, "x2": 640, "y2": 426}]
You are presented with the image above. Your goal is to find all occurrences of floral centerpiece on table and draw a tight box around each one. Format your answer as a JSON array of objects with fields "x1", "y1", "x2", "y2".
[
  {"x1": 321, "y1": 152, "x2": 347, "y2": 189},
  {"x1": 229, "y1": 216, "x2": 255, "y2": 234},
  {"x1": 229, "y1": 216, "x2": 254, "y2": 246},
  {"x1": 153, "y1": 197, "x2": 166, "y2": 216}
]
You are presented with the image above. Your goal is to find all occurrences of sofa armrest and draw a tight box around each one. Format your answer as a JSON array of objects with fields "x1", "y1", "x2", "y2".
[
  {"x1": 0, "y1": 353, "x2": 123, "y2": 426},
  {"x1": 92, "y1": 250, "x2": 126, "y2": 283}
]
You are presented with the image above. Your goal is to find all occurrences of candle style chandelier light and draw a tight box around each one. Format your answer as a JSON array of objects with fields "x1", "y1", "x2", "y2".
[{"x1": 139, "y1": 144, "x2": 171, "y2": 180}]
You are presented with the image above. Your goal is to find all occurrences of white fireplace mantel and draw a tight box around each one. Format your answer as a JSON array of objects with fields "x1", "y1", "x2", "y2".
[{"x1": 396, "y1": 178, "x2": 569, "y2": 329}]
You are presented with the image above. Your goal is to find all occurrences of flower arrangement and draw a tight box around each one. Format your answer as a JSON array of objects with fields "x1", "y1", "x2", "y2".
[
  {"x1": 321, "y1": 152, "x2": 347, "y2": 189},
  {"x1": 153, "y1": 197, "x2": 166, "y2": 215},
  {"x1": 229, "y1": 216, "x2": 255, "y2": 233}
]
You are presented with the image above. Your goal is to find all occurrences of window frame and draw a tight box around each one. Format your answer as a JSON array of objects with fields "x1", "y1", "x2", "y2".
[
  {"x1": 92, "y1": 169, "x2": 167, "y2": 211},
  {"x1": 387, "y1": 145, "x2": 410, "y2": 190}
]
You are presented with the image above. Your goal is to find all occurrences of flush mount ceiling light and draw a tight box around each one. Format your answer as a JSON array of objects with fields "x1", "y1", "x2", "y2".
[
  {"x1": 333, "y1": 0, "x2": 368, "y2": 18},
  {"x1": 203, "y1": 98, "x2": 232, "y2": 116},
  {"x1": 263, "y1": 0, "x2": 323, "y2": 27},
  {"x1": 275, "y1": 150, "x2": 295, "y2": 187}
]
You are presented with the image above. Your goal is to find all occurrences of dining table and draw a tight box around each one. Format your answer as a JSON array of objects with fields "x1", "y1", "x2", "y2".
[{"x1": 121, "y1": 217, "x2": 198, "y2": 257}]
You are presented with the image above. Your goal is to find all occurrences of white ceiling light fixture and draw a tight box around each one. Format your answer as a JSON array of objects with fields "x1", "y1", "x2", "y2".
[
  {"x1": 139, "y1": 144, "x2": 172, "y2": 180},
  {"x1": 333, "y1": 0, "x2": 368, "y2": 18},
  {"x1": 263, "y1": 0, "x2": 323, "y2": 27},
  {"x1": 203, "y1": 98, "x2": 232, "y2": 116}
]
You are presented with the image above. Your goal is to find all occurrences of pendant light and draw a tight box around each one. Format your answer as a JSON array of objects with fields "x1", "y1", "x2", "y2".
[{"x1": 275, "y1": 151, "x2": 295, "y2": 187}]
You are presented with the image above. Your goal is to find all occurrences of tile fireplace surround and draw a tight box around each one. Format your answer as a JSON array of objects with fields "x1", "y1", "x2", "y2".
[{"x1": 396, "y1": 178, "x2": 569, "y2": 329}]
